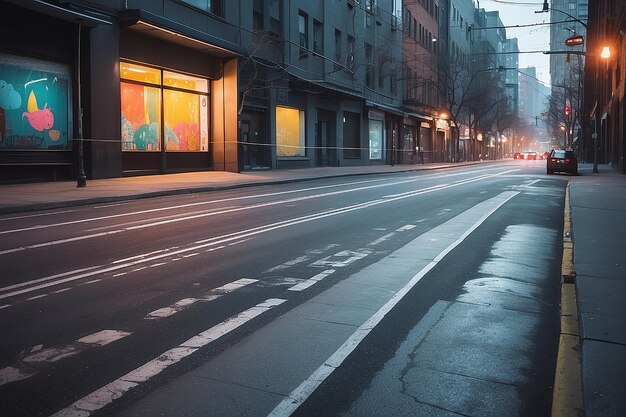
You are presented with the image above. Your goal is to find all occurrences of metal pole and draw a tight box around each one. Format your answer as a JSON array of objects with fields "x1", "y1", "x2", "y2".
[
  {"x1": 593, "y1": 60, "x2": 599, "y2": 173},
  {"x1": 76, "y1": 22, "x2": 87, "y2": 187}
]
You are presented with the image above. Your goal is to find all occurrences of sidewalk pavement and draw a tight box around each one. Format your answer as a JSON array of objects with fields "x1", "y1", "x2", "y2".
[
  {"x1": 0, "y1": 161, "x2": 624, "y2": 417},
  {"x1": 569, "y1": 164, "x2": 626, "y2": 417},
  {"x1": 0, "y1": 161, "x2": 484, "y2": 214}
]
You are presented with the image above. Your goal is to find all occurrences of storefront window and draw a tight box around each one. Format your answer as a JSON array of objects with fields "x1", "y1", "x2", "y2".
[
  {"x1": 120, "y1": 62, "x2": 209, "y2": 152},
  {"x1": 369, "y1": 119, "x2": 383, "y2": 160},
  {"x1": 0, "y1": 53, "x2": 70, "y2": 150},
  {"x1": 276, "y1": 106, "x2": 305, "y2": 157},
  {"x1": 121, "y1": 82, "x2": 161, "y2": 151}
]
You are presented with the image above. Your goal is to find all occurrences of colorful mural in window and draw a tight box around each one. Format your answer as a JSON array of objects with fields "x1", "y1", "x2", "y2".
[
  {"x1": 120, "y1": 62, "x2": 208, "y2": 152},
  {"x1": 0, "y1": 58, "x2": 70, "y2": 150}
]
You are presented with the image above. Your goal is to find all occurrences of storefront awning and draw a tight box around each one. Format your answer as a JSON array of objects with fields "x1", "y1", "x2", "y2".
[
  {"x1": 404, "y1": 111, "x2": 434, "y2": 122},
  {"x1": 5, "y1": 0, "x2": 112, "y2": 27},
  {"x1": 119, "y1": 9, "x2": 245, "y2": 58}
]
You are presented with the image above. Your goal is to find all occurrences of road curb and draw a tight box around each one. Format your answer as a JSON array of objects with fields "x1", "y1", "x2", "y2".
[{"x1": 551, "y1": 182, "x2": 584, "y2": 417}]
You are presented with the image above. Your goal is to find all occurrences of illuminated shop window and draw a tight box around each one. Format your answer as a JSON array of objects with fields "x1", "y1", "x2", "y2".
[
  {"x1": 0, "y1": 53, "x2": 70, "y2": 150},
  {"x1": 120, "y1": 62, "x2": 209, "y2": 152},
  {"x1": 276, "y1": 106, "x2": 305, "y2": 157}
]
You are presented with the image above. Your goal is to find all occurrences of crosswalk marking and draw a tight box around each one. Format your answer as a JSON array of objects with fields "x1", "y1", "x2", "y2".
[{"x1": 52, "y1": 298, "x2": 286, "y2": 417}]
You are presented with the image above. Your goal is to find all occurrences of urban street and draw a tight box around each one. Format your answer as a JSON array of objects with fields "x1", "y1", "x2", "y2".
[{"x1": 1, "y1": 161, "x2": 567, "y2": 417}]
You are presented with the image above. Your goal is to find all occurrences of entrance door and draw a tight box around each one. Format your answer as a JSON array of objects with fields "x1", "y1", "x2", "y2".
[
  {"x1": 316, "y1": 110, "x2": 337, "y2": 166},
  {"x1": 241, "y1": 111, "x2": 270, "y2": 170}
]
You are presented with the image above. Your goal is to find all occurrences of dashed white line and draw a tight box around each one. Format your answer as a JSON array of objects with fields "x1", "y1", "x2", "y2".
[
  {"x1": 146, "y1": 278, "x2": 259, "y2": 319},
  {"x1": 77, "y1": 330, "x2": 131, "y2": 347},
  {"x1": 396, "y1": 225, "x2": 416, "y2": 232},
  {"x1": 368, "y1": 233, "x2": 396, "y2": 246},
  {"x1": 26, "y1": 294, "x2": 47, "y2": 301},
  {"x1": 52, "y1": 298, "x2": 286, "y2": 417},
  {"x1": 288, "y1": 270, "x2": 335, "y2": 292},
  {"x1": 265, "y1": 256, "x2": 310, "y2": 273}
]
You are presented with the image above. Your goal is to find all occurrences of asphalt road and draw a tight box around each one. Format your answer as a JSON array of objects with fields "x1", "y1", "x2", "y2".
[{"x1": 0, "y1": 160, "x2": 566, "y2": 417}]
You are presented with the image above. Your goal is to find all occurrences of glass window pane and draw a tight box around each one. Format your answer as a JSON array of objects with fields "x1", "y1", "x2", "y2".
[
  {"x1": 163, "y1": 71, "x2": 208, "y2": 93},
  {"x1": 276, "y1": 106, "x2": 305, "y2": 157},
  {"x1": 0, "y1": 57, "x2": 70, "y2": 150},
  {"x1": 121, "y1": 82, "x2": 161, "y2": 151},
  {"x1": 120, "y1": 62, "x2": 161, "y2": 85},
  {"x1": 164, "y1": 90, "x2": 208, "y2": 151}
]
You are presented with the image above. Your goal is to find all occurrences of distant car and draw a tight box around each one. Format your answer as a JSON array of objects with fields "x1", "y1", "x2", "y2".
[
  {"x1": 513, "y1": 152, "x2": 522, "y2": 159},
  {"x1": 523, "y1": 151, "x2": 537, "y2": 160},
  {"x1": 547, "y1": 150, "x2": 578, "y2": 175}
]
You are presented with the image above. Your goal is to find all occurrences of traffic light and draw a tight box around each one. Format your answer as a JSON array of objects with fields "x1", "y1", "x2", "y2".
[{"x1": 565, "y1": 106, "x2": 571, "y2": 117}]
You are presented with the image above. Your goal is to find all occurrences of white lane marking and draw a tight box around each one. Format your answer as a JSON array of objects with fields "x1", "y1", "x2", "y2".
[
  {"x1": 396, "y1": 225, "x2": 416, "y2": 232},
  {"x1": 23, "y1": 346, "x2": 78, "y2": 363},
  {"x1": 0, "y1": 229, "x2": 125, "y2": 256},
  {"x1": 288, "y1": 270, "x2": 335, "y2": 292},
  {"x1": 182, "y1": 253, "x2": 199, "y2": 258},
  {"x1": 0, "y1": 209, "x2": 76, "y2": 222},
  {"x1": 1, "y1": 171, "x2": 516, "y2": 301},
  {"x1": 265, "y1": 256, "x2": 310, "y2": 273},
  {"x1": 52, "y1": 288, "x2": 71, "y2": 294},
  {"x1": 146, "y1": 279, "x2": 258, "y2": 319},
  {"x1": 0, "y1": 178, "x2": 390, "y2": 235},
  {"x1": 368, "y1": 233, "x2": 396, "y2": 246},
  {"x1": 0, "y1": 266, "x2": 102, "y2": 294},
  {"x1": 0, "y1": 304, "x2": 10, "y2": 309},
  {"x1": 77, "y1": 330, "x2": 131, "y2": 347},
  {"x1": 267, "y1": 191, "x2": 520, "y2": 417},
  {"x1": 416, "y1": 218, "x2": 427, "y2": 223},
  {"x1": 306, "y1": 244, "x2": 340, "y2": 255},
  {"x1": 26, "y1": 294, "x2": 47, "y2": 301},
  {"x1": 83, "y1": 279, "x2": 101, "y2": 285},
  {"x1": 309, "y1": 249, "x2": 371, "y2": 268},
  {"x1": 525, "y1": 179, "x2": 541, "y2": 187},
  {"x1": 0, "y1": 366, "x2": 32, "y2": 386},
  {"x1": 52, "y1": 298, "x2": 286, "y2": 417},
  {"x1": 147, "y1": 298, "x2": 200, "y2": 319}
]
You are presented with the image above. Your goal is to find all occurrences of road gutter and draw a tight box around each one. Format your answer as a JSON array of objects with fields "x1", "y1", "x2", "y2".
[{"x1": 552, "y1": 182, "x2": 584, "y2": 417}]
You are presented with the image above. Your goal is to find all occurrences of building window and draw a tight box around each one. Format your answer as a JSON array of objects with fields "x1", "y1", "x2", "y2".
[
  {"x1": 0, "y1": 53, "x2": 71, "y2": 150},
  {"x1": 120, "y1": 62, "x2": 209, "y2": 152},
  {"x1": 253, "y1": 0, "x2": 263, "y2": 31},
  {"x1": 180, "y1": 0, "x2": 223, "y2": 16},
  {"x1": 269, "y1": 0, "x2": 281, "y2": 34},
  {"x1": 313, "y1": 19, "x2": 323, "y2": 54},
  {"x1": 334, "y1": 28, "x2": 342, "y2": 69},
  {"x1": 299, "y1": 11, "x2": 308, "y2": 53},
  {"x1": 276, "y1": 106, "x2": 305, "y2": 157},
  {"x1": 365, "y1": 42, "x2": 373, "y2": 88},
  {"x1": 347, "y1": 35, "x2": 355, "y2": 72},
  {"x1": 369, "y1": 119, "x2": 383, "y2": 160}
]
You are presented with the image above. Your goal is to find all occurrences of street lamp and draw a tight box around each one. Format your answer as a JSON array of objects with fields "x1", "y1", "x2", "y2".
[{"x1": 593, "y1": 45, "x2": 611, "y2": 173}]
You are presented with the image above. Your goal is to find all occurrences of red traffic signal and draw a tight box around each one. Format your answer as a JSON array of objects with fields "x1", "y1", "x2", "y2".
[
  {"x1": 565, "y1": 106, "x2": 571, "y2": 116},
  {"x1": 564, "y1": 35, "x2": 584, "y2": 47}
]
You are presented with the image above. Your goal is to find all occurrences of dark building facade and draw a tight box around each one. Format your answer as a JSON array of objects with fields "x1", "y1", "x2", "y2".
[
  {"x1": 0, "y1": 0, "x2": 242, "y2": 183},
  {"x1": 583, "y1": 0, "x2": 626, "y2": 172}
]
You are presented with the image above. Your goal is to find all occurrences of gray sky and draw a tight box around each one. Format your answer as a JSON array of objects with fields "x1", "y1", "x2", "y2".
[{"x1": 479, "y1": 0, "x2": 551, "y2": 85}]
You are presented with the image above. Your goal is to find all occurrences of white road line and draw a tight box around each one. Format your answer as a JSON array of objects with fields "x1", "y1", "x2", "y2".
[
  {"x1": 77, "y1": 330, "x2": 131, "y2": 346},
  {"x1": 368, "y1": 232, "x2": 396, "y2": 246},
  {"x1": 52, "y1": 298, "x2": 286, "y2": 417},
  {"x1": 396, "y1": 225, "x2": 416, "y2": 232},
  {"x1": 265, "y1": 256, "x2": 310, "y2": 272},
  {"x1": 309, "y1": 249, "x2": 371, "y2": 268},
  {"x1": 147, "y1": 298, "x2": 200, "y2": 319},
  {"x1": 0, "y1": 366, "x2": 32, "y2": 386},
  {"x1": 26, "y1": 294, "x2": 48, "y2": 301},
  {"x1": 288, "y1": 270, "x2": 335, "y2": 292},
  {"x1": 2, "y1": 170, "x2": 516, "y2": 302},
  {"x1": 146, "y1": 278, "x2": 258, "y2": 319},
  {"x1": 267, "y1": 191, "x2": 519, "y2": 417},
  {"x1": 23, "y1": 346, "x2": 78, "y2": 363}
]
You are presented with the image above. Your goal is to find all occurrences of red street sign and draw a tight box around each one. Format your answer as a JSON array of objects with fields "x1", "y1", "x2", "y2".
[{"x1": 564, "y1": 35, "x2": 584, "y2": 47}]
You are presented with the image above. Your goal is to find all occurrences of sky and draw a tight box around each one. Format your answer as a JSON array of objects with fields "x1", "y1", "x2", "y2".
[{"x1": 478, "y1": 0, "x2": 552, "y2": 85}]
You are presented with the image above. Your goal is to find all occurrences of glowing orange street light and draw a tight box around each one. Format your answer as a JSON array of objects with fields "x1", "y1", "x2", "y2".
[{"x1": 601, "y1": 46, "x2": 611, "y2": 59}]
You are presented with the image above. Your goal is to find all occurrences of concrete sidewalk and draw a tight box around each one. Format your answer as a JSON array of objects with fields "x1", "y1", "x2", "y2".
[
  {"x1": 1, "y1": 161, "x2": 624, "y2": 417},
  {"x1": 0, "y1": 162, "x2": 478, "y2": 215},
  {"x1": 569, "y1": 164, "x2": 626, "y2": 417}
]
